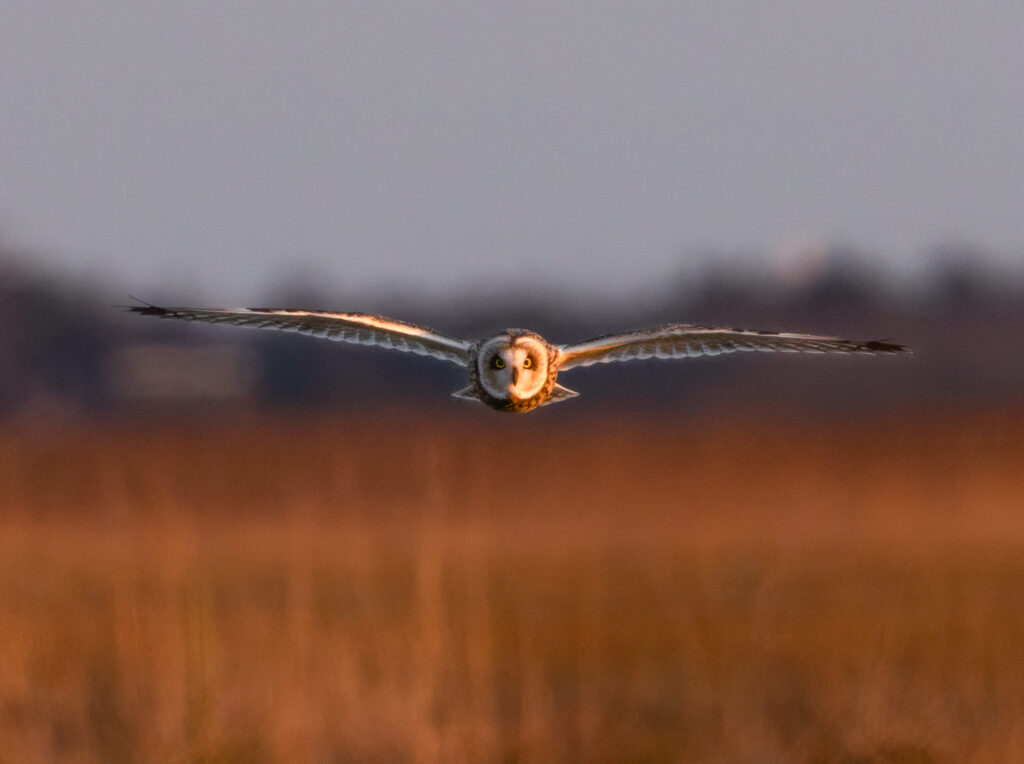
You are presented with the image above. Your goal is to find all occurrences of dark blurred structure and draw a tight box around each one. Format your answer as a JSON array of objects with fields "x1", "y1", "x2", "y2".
[{"x1": 1, "y1": 245, "x2": 1022, "y2": 421}]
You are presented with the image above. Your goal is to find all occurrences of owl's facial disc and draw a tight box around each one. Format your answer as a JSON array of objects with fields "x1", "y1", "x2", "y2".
[{"x1": 478, "y1": 336, "x2": 548, "y2": 401}]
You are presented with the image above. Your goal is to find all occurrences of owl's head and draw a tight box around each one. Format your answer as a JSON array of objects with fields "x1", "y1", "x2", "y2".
[{"x1": 476, "y1": 331, "x2": 552, "y2": 404}]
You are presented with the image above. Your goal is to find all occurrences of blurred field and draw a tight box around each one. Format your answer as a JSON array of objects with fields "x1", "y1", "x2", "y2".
[{"x1": 1, "y1": 408, "x2": 1023, "y2": 763}]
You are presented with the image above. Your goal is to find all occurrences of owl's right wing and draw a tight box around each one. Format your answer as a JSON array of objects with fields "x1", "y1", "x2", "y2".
[
  {"x1": 557, "y1": 324, "x2": 908, "y2": 370},
  {"x1": 128, "y1": 304, "x2": 474, "y2": 366}
]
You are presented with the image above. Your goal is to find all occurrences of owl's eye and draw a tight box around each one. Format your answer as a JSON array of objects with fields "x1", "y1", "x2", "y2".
[
  {"x1": 493, "y1": 356, "x2": 505, "y2": 369},
  {"x1": 522, "y1": 357, "x2": 533, "y2": 369}
]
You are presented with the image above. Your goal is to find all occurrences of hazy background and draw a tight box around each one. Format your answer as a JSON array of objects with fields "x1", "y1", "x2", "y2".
[
  {"x1": 3, "y1": 5, "x2": 1024, "y2": 762},
  {"x1": 2, "y1": 2, "x2": 1022, "y2": 302}
]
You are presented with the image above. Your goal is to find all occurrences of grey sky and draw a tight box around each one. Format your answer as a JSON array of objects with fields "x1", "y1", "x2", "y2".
[{"x1": 1, "y1": 2, "x2": 1022, "y2": 301}]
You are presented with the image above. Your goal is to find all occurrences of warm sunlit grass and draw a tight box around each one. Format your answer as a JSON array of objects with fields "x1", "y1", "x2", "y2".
[{"x1": 1, "y1": 408, "x2": 1022, "y2": 762}]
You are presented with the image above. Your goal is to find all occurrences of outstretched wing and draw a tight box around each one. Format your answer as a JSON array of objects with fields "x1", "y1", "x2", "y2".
[
  {"x1": 557, "y1": 324, "x2": 908, "y2": 370},
  {"x1": 128, "y1": 304, "x2": 473, "y2": 366}
]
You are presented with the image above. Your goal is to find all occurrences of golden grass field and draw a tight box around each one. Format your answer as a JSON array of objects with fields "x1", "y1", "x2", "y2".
[{"x1": 1, "y1": 407, "x2": 1023, "y2": 762}]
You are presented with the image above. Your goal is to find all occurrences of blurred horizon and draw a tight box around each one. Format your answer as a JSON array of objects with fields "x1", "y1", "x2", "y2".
[
  {"x1": 3, "y1": 238, "x2": 1022, "y2": 422},
  {"x1": 5, "y1": 232, "x2": 1024, "y2": 308}
]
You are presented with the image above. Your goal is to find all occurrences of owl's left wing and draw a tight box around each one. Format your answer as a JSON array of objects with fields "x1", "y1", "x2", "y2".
[
  {"x1": 128, "y1": 304, "x2": 473, "y2": 366},
  {"x1": 557, "y1": 324, "x2": 909, "y2": 370}
]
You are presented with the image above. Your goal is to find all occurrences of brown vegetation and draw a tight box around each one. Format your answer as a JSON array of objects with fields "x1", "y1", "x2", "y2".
[{"x1": 1, "y1": 408, "x2": 1022, "y2": 762}]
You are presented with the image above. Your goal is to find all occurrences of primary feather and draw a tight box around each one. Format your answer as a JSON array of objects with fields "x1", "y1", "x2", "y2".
[
  {"x1": 557, "y1": 324, "x2": 907, "y2": 370},
  {"x1": 127, "y1": 305, "x2": 473, "y2": 366}
]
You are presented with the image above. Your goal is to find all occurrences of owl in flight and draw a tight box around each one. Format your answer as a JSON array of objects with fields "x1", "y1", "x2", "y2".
[{"x1": 129, "y1": 303, "x2": 908, "y2": 412}]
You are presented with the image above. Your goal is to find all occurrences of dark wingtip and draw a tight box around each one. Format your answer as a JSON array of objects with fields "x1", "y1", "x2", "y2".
[
  {"x1": 118, "y1": 296, "x2": 170, "y2": 316},
  {"x1": 127, "y1": 305, "x2": 171, "y2": 316},
  {"x1": 865, "y1": 339, "x2": 911, "y2": 354}
]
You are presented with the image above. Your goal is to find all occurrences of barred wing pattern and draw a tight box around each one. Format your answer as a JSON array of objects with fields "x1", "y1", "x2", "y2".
[
  {"x1": 128, "y1": 305, "x2": 473, "y2": 366},
  {"x1": 557, "y1": 324, "x2": 908, "y2": 370}
]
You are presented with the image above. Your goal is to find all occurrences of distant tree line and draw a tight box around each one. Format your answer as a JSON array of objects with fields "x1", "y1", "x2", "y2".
[{"x1": 1, "y1": 246, "x2": 1022, "y2": 420}]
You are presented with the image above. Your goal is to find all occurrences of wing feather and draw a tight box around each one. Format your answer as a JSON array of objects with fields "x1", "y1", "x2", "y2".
[
  {"x1": 558, "y1": 324, "x2": 908, "y2": 370},
  {"x1": 128, "y1": 304, "x2": 473, "y2": 366}
]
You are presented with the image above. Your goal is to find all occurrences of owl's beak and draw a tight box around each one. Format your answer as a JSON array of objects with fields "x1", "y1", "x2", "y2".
[{"x1": 511, "y1": 368, "x2": 520, "y2": 385}]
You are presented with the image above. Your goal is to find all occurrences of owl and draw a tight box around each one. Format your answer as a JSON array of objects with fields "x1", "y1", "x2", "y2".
[{"x1": 128, "y1": 303, "x2": 909, "y2": 412}]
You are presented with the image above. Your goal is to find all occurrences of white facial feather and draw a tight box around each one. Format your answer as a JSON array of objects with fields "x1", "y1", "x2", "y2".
[{"x1": 477, "y1": 336, "x2": 549, "y2": 401}]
